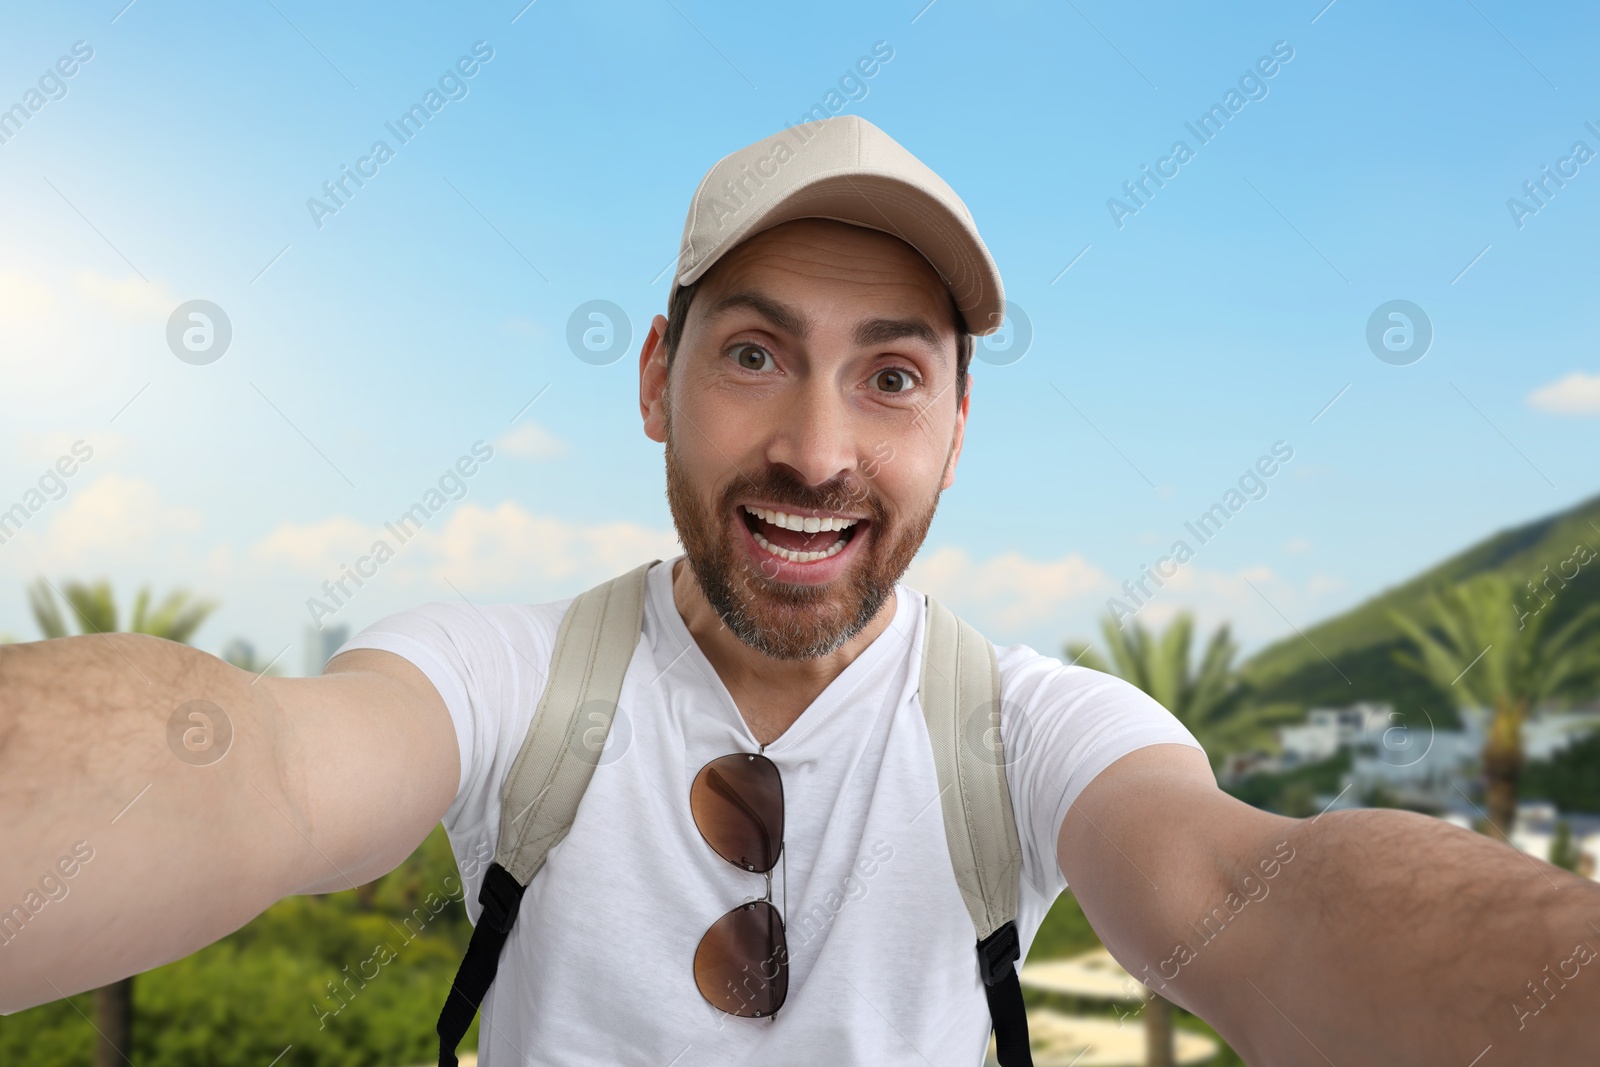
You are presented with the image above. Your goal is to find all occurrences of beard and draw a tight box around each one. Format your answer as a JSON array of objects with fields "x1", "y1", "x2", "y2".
[{"x1": 663, "y1": 401, "x2": 942, "y2": 661}]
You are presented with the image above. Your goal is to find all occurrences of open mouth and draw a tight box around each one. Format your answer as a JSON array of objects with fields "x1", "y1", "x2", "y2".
[{"x1": 739, "y1": 504, "x2": 865, "y2": 564}]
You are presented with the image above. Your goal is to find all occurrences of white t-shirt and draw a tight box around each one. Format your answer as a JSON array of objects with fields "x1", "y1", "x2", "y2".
[{"x1": 336, "y1": 555, "x2": 1203, "y2": 1066}]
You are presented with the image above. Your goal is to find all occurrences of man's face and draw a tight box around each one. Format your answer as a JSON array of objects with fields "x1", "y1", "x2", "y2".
[{"x1": 640, "y1": 218, "x2": 970, "y2": 660}]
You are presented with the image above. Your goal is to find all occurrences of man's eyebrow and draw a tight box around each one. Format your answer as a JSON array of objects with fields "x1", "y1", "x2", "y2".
[
  {"x1": 701, "y1": 291, "x2": 810, "y2": 338},
  {"x1": 853, "y1": 317, "x2": 947, "y2": 365}
]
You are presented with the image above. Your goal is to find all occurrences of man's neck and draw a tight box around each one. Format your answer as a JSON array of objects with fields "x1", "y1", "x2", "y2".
[{"x1": 670, "y1": 557, "x2": 899, "y2": 746}]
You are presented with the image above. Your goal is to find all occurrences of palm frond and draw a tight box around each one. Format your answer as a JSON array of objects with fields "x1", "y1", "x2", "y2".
[
  {"x1": 1070, "y1": 609, "x2": 1247, "y2": 757},
  {"x1": 1390, "y1": 572, "x2": 1600, "y2": 714},
  {"x1": 27, "y1": 578, "x2": 219, "y2": 647},
  {"x1": 131, "y1": 587, "x2": 218, "y2": 644},
  {"x1": 1064, "y1": 641, "x2": 1109, "y2": 674},
  {"x1": 27, "y1": 578, "x2": 69, "y2": 639},
  {"x1": 128, "y1": 587, "x2": 153, "y2": 634},
  {"x1": 60, "y1": 579, "x2": 118, "y2": 634},
  {"x1": 1532, "y1": 601, "x2": 1600, "y2": 704}
]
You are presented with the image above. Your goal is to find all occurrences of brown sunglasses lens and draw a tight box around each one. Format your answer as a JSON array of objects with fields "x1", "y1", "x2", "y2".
[
  {"x1": 693, "y1": 900, "x2": 789, "y2": 1017},
  {"x1": 690, "y1": 753, "x2": 784, "y2": 873}
]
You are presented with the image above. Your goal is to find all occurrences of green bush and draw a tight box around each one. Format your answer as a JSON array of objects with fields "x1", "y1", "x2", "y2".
[
  {"x1": 1224, "y1": 750, "x2": 1351, "y2": 814},
  {"x1": 0, "y1": 826, "x2": 479, "y2": 1066}
]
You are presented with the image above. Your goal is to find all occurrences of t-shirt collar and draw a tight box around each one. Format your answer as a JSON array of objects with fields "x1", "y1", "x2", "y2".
[{"x1": 645, "y1": 554, "x2": 921, "y2": 751}]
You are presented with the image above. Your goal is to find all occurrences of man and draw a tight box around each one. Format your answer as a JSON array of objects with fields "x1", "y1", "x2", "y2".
[{"x1": 1, "y1": 116, "x2": 1595, "y2": 1065}]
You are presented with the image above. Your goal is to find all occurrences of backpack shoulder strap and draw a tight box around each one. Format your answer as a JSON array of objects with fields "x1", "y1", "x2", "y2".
[
  {"x1": 918, "y1": 594, "x2": 1022, "y2": 938},
  {"x1": 495, "y1": 557, "x2": 657, "y2": 881},
  {"x1": 918, "y1": 594, "x2": 1033, "y2": 1066},
  {"x1": 436, "y1": 558, "x2": 657, "y2": 1067}
]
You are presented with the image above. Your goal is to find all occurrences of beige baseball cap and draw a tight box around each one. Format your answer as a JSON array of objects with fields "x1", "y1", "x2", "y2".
[{"x1": 670, "y1": 114, "x2": 1005, "y2": 335}]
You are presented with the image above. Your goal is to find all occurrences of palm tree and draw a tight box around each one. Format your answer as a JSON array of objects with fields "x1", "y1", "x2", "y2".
[
  {"x1": 1066, "y1": 610, "x2": 1293, "y2": 1067},
  {"x1": 1389, "y1": 573, "x2": 1600, "y2": 838},
  {"x1": 29, "y1": 577, "x2": 217, "y2": 1067},
  {"x1": 1067, "y1": 612, "x2": 1299, "y2": 761}
]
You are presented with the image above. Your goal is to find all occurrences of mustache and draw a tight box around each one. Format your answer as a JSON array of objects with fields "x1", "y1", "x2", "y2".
[{"x1": 720, "y1": 469, "x2": 887, "y2": 521}]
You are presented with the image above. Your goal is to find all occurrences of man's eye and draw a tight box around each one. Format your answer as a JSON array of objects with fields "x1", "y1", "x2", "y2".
[
  {"x1": 730, "y1": 343, "x2": 773, "y2": 371},
  {"x1": 874, "y1": 368, "x2": 916, "y2": 393}
]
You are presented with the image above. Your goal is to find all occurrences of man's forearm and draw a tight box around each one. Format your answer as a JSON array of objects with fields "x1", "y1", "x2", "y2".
[
  {"x1": 0, "y1": 634, "x2": 308, "y2": 1013},
  {"x1": 1169, "y1": 807, "x2": 1600, "y2": 1065}
]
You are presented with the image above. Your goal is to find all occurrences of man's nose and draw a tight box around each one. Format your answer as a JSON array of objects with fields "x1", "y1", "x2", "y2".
[{"x1": 763, "y1": 379, "x2": 858, "y2": 491}]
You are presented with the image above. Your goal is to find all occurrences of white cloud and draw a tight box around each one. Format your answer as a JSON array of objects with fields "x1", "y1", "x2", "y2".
[
  {"x1": 0, "y1": 478, "x2": 683, "y2": 660},
  {"x1": 243, "y1": 500, "x2": 681, "y2": 596},
  {"x1": 1284, "y1": 537, "x2": 1312, "y2": 555},
  {"x1": 1104, "y1": 562, "x2": 1349, "y2": 653},
  {"x1": 427, "y1": 502, "x2": 681, "y2": 591},
  {"x1": 901, "y1": 547, "x2": 1343, "y2": 654},
  {"x1": 0, "y1": 477, "x2": 213, "y2": 627},
  {"x1": 251, "y1": 515, "x2": 379, "y2": 572},
  {"x1": 907, "y1": 545, "x2": 1109, "y2": 633},
  {"x1": 27, "y1": 476, "x2": 203, "y2": 560},
  {"x1": 1527, "y1": 371, "x2": 1600, "y2": 416},
  {"x1": 496, "y1": 421, "x2": 568, "y2": 460}
]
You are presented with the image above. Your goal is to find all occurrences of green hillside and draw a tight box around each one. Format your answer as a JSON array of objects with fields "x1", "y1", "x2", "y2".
[{"x1": 1238, "y1": 490, "x2": 1600, "y2": 720}]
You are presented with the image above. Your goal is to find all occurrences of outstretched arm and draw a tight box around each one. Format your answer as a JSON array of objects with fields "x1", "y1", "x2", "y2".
[
  {"x1": 1058, "y1": 744, "x2": 1600, "y2": 1065},
  {"x1": 0, "y1": 638, "x2": 456, "y2": 1014}
]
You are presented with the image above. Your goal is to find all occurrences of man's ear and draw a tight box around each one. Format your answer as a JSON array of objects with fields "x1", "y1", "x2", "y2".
[
  {"x1": 640, "y1": 313, "x2": 670, "y2": 443},
  {"x1": 940, "y1": 371, "x2": 971, "y2": 490}
]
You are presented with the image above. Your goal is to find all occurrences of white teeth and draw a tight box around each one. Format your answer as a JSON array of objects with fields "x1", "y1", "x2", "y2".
[
  {"x1": 741, "y1": 504, "x2": 862, "y2": 564},
  {"x1": 743, "y1": 505, "x2": 858, "y2": 533},
  {"x1": 752, "y1": 529, "x2": 850, "y2": 563}
]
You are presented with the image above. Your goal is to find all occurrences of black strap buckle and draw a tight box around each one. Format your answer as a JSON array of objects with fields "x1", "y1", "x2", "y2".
[
  {"x1": 476, "y1": 861, "x2": 526, "y2": 934},
  {"x1": 977, "y1": 920, "x2": 1020, "y2": 987}
]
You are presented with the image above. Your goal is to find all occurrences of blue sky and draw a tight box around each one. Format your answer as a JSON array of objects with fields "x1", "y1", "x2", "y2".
[{"x1": 1, "y1": 0, "x2": 1597, "y2": 672}]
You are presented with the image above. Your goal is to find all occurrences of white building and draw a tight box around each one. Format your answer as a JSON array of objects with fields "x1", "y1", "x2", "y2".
[
  {"x1": 1278, "y1": 703, "x2": 1387, "y2": 766},
  {"x1": 1276, "y1": 703, "x2": 1600, "y2": 880},
  {"x1": 1522, "y1": 709, "x2": 1600, "y2": 760}
]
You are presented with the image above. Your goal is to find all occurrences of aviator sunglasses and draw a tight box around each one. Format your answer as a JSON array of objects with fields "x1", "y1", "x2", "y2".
[{"x1": 689, "y1": 748, "x2": 789, "y2": 1018}]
